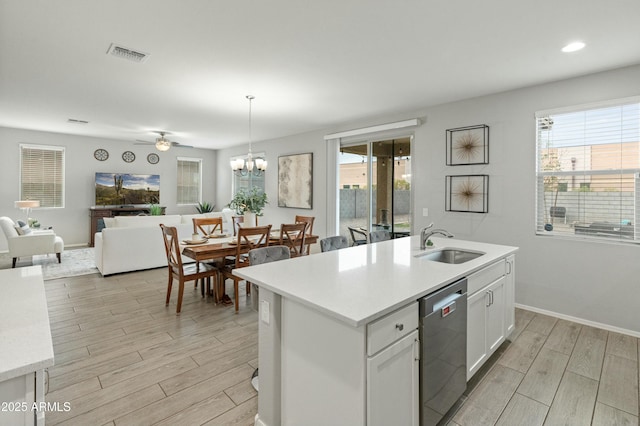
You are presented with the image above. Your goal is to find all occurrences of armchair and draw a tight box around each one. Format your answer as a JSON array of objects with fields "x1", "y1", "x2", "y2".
[{"x1": 0, "y1": 217, "x2": 64, "y2": 268}]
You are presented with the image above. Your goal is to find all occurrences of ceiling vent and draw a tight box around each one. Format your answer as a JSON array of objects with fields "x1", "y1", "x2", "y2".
[
  {"x1": 67, "y1": 118, "x2": 89, "y2": 124},
  {"x1": 106, "y1": 43, "x2": 149, "y2": 63}
]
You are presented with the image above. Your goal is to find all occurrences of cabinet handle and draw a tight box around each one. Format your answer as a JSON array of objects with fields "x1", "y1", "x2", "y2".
[
  {"x1": 507, "y1": 261, "x2": 512, "y2": 275},
  {"x1": 490, "y1": 290, "x2": 494, "y2": 305},
  {"x1": 395, "y1": 323, "x2": 404, "y2": 331},
  {"x1": 414, "y1": 338, "x2": 420, "y2": 361},
  {"x1": 485, "y1": 291, "x2": 491, "y2": 307}
]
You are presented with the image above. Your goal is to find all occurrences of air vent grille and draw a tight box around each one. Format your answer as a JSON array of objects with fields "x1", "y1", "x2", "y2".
[
  {"x1": 67, "y1": 118, "x2": 89, "y2": 124},
  {"x1": 106, "y1": 43, "x2": 149, "y2": 63}
]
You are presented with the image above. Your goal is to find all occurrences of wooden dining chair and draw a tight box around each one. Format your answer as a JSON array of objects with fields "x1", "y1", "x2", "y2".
[
  {"x1": 160, "y1": 224, "x2": 219, "y2": 314},
  {"x1": 231, "y1": 216, "x2": 244, "y2": 236},
  {"x1": 193, "y1": 217, "x2": 224, "y2": 237},
  {"x1": 294, "y1": 215, "x2": 315, "y2": 255},
  {"x1": 279, "y1": 222, "x2": 308, "y2": 258},
  {"x1": 221, "y1": 225, "x2": 272, "y2": 313}
]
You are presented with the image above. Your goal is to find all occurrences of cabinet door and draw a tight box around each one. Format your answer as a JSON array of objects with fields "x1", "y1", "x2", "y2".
[
  {"x1": 486, "y1": 276, "x2": 506, "y2": 353},
  {"x1": 367, "y1": 330, "x2": 419, "y2": 426},
  {"x1": 504, "y1": 255, "x2": 516, "y2": 337},
  {"x1": 467, "y1": 288, "x2": 489, "y2": 380}
]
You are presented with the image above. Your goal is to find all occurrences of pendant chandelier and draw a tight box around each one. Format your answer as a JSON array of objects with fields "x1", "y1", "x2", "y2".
[{"x1": 231, "y1": 95, "x2": 267, "y2": 176}]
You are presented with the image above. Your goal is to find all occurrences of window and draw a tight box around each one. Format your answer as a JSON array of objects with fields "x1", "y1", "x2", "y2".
[
  {"x1": 176, "y1": 157, "x2": 202, "y2": 205},
  {"x1": 20, "y1": 144, "x2": 65, "y2": 208},
  {"x1": 535, "y1": 97, "x2": 640, "y2": 243},
  {"x1": 231, "y1": 153, "x2": 265, "y2": 194}
]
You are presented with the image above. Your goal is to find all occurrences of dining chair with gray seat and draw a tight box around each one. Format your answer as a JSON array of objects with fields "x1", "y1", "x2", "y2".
[
  {"x1": 369, "y1": 230, "x2": 391, "y2": 243},
  {"x1": 221, "y1": 225, "x2": 272, "y2": 313},
  {"x1": 247, "y1": 245, "x2": 291, "y2": 392},
  {"x1": 320, "y1": 235, "x2": 349, "y2": 252}
]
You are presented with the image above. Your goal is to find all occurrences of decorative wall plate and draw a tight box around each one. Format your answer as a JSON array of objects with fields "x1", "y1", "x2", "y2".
[
  {"x1": 94, "y1": 148, "x2": 109, "y2": 161},
  {"x1": 122, "y1": 151, "x2": 136, "y2": 163},
  {"x1": 147, "y1": 153, "x2": 160, "y2": 164}
]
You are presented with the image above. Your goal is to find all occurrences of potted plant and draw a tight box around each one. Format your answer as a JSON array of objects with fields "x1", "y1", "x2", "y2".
[
  {"x1": 227, "y1": 188, "x2": 268, "y2": 226},
  {"x1": 148, "y1": 204, "x2": 163, "y2": 216},
  {"x1": 195, "y1": 201, "x2": 214, "y2": 213}
]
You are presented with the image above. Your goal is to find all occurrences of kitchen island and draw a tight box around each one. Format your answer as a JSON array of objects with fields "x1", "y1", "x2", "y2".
[
  {"x1": 0, "y1": 266, "x2": 54, "y2": 426},
  {"x1": 236, "y1": 236, "x2": 518, "y2": 426}
]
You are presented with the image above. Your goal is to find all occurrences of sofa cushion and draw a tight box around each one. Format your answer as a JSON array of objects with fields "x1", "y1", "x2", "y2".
[
  {"x1": 113, "y1": 215, "x2": 182, "y2": 228},
  {"x1": 14, "y1": 220, "x2": 32, "y2": 235},
  {"x1": 102, "y1": 217, "x2": 115, "y2": 228}
]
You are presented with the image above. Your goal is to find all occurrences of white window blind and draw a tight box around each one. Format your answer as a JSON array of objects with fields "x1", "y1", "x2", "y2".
[
  {"x1": 177, "y1": 157, "x2": 202, "y2": 205},
  {"x1": 20, "y1": 144, "x2": 65, "y2": 208},
  {"x1": 535, "y1": 97, "x2": 640, "y2": 243}
]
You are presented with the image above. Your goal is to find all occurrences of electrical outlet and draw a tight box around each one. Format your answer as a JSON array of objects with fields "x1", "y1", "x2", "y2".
[
  {"x1": 422, "y1": 208, "x2": 429, "y2": 217},
  {"x1": 260, "y1": 300, "x2": 270, "y2": 324}
]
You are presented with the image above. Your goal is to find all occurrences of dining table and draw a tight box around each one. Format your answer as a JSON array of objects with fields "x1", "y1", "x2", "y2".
[{"x1": 180, "y1": 231, "x2": 319, "y2": 264}]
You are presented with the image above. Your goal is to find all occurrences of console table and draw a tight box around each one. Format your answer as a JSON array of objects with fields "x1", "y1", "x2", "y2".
[{"x1": 89, "y1": 206, "x2": 166, "y2": 247}]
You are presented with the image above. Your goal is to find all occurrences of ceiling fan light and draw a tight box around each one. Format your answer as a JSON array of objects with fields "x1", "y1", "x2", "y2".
[{"x1": 155, "y1": 139, "x2": 171, "y2": 151}]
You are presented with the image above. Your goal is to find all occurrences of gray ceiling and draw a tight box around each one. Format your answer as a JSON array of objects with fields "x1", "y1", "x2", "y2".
[{"x1": 1, "y1": 0, "x2": 639, "y2": 150}]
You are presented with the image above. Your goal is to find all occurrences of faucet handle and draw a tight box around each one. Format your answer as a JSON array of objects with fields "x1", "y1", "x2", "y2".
[{"x1": 422, "y1": 223, "x2": 434, "y2": 232}]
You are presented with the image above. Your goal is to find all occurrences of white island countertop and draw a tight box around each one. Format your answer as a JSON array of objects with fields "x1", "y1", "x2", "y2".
[
  {"x1": 0, "y1": 266, "x2": 54, "y2": 382},
  {"x1": 235, "y1": 236, "x2": 518, "y2": 327}
]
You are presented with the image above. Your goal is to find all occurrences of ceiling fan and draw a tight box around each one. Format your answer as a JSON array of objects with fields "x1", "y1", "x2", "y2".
[{"x1": 135, "y1": 131, "x2": 192, "y2": 151}]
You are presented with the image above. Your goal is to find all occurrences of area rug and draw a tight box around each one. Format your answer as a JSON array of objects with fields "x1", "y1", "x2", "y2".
[{"x1": 0, "y1": 248, "x2": 98, "y2": 280}]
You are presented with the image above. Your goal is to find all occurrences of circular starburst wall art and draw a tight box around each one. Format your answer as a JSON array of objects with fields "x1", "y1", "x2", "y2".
[
  {"x1": 446, "y1": 124, "x2": 489, "y2": 165},
  {"x1": 445, "y1": 175, "x2": 489, "y2": 213}
]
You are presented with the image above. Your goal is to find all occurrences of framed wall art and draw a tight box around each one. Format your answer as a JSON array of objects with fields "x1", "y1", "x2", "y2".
[
  {"x1": 278, "y1": 152, "x2": 313, "y2": 209},
  {"x1": 445, "y1": 174, "x2": 489, "y2": 213},
  {"x1": 446, "y1": 124, "x2": 489, "y2": 165}
]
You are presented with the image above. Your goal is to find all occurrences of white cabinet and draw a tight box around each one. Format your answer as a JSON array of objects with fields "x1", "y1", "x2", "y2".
[
  {"x1": 366, "y1": 302, "x2": 419, "y2": 426},
  {"x1": 505, "y1": 255, "x2": 516, "y2": 337},
  {"x1": 466, "y1": 259, "x2": 509, "y2": 380},
  {"x1": 367, "y1": 330, "x2": 420, "y2": 426}
]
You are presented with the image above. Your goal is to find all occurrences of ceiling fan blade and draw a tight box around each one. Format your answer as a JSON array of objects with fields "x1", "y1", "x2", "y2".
[
  {"x1": 134, "y1": 139, "x2": 154, "y2": 145},
  {"x1": 171, "y1": 142, "x2": 194, "y2": 148}
]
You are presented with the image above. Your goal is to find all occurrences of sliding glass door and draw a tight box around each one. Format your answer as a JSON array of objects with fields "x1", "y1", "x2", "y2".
[{"x1": 338, "y1": 137, "x2": 411, "y2": 245}]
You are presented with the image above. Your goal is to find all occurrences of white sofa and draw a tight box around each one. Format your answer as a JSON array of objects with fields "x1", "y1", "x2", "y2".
[{"x1": 94, "y1": 210, "x2": 233, "y2": 276}]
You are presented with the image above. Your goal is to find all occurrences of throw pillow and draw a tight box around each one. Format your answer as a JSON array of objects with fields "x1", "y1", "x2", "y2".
[{"x1": 14, "y1": 220, "x2": 32, "y2": 235}]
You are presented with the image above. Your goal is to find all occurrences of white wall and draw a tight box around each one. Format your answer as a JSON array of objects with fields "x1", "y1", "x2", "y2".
[
  {"x1": 217, "y1": 64, "x2": 640, "y2": 334},
  {"x1": 0, "y1": 127, "x2": 217, "y2": 250},
  {"x1": 216, "y1": 129, "x2": 329, "y2": 246}
]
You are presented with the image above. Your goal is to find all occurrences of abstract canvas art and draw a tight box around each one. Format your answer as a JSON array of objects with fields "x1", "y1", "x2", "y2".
[
  {"x1": 446, "y1": 124, "x2": 489, "y2": 165},
  {"x1": 445, "y1": 175, "x2": 489, "y2": 213},
  {"x1": 278, "y1": 153, "x2": 313, "y2": 209}
]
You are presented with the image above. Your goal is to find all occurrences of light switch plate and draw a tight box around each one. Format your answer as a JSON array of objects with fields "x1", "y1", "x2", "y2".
[
  {"x1": 422, "y1": 208, "x2": 429, "y2": 217},
  {"x1": 260, "y1": 300, "x2": 270, "y2": 324}
]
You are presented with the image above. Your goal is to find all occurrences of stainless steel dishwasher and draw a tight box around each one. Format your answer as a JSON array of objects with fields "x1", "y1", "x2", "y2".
[{"x1": 419, "y1": 277, "x2": 467, "y2": 426}]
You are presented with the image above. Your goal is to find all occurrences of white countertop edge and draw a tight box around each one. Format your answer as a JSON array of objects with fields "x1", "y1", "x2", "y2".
[
  {"x1": 0, "y1": 266, "x2": 56, "y2": 382},
  {"x1": 235, "y1": 237, "x2": 518, "y2": 328},
  {"x1": 0, "y1": 357, "x2": 55, "y2": 383}
]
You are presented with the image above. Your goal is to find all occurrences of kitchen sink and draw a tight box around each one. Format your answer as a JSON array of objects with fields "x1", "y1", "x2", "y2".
[{"x1": 414, "y1": 248, "x2": 484, "y2": 264}]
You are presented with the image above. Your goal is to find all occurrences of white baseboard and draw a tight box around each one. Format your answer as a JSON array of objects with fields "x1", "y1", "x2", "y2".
[{"x1": 516, "y1": 303, "x2": 640, "y2": 339}]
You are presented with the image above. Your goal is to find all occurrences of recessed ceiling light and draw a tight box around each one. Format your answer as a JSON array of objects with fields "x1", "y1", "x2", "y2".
[{"x1": 562, "y1": 42, "x2": 585, "y2": 53}]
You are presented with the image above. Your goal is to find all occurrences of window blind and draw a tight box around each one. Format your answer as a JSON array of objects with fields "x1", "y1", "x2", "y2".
[
  {"x1": 177, "y1": 158, "x2": 202, "y2": 205},
  {"x1": 535, "y1": 98, "x2": 640, "y2": 243},
  {"x1": 20, "y1": 144, "x2": 65, "y2": 208}
]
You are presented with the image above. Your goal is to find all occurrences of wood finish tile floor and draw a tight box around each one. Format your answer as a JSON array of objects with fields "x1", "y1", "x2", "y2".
[{"x1": 44, "y1": 269, "x2": 639, "y2": 425}]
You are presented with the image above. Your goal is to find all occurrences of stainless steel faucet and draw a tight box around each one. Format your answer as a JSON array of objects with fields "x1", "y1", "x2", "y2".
[{"x1": 420, "y1": 223, "x2": 454, "y2": 249}]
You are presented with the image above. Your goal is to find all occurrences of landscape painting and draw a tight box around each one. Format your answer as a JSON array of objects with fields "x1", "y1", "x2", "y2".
[{"x1": 95, "y1": 173, "x2": 160, "y2": 206}]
